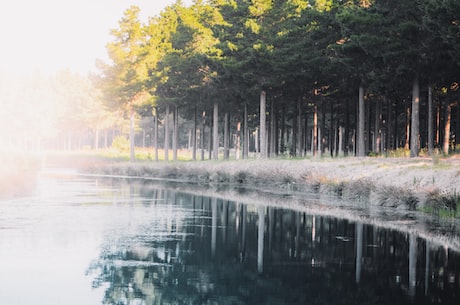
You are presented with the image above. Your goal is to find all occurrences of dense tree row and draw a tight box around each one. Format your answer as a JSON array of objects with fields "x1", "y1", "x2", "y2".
[{"x1": 97, "y1": 0, "x2": 460, "y2": 161}]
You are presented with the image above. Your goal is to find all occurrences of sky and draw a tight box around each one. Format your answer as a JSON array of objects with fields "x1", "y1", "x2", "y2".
[{"x1": 0, "y1": 0, "x2": 191, "y2": 76}]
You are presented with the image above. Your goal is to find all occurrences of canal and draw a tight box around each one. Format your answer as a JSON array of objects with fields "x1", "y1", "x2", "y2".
[{"x1": 0, "y1": 168, "x2": 458, "y2": 304}]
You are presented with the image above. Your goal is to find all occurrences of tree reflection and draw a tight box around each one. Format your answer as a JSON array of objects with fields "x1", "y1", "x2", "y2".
[{"x1": 88, "y1": 184, "x2": 460, "y2": 305}]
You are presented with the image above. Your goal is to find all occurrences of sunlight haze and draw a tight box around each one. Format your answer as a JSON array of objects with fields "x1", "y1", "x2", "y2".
[{"x1": 0, "y1": 0, "x2": 190, "y2": 75}]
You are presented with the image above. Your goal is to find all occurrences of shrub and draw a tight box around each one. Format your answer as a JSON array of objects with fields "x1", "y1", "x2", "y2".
[{"x1": 111, "y1": 136, "x2": 130, "y2": 153}]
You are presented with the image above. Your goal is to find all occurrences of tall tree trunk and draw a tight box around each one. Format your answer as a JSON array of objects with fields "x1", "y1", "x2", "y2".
[
  {"x1": 243, "y1": 102, "x2": 249, "y2": 159},
  {"x1": 201, "y1": 111, "x2": 205, "y2": 161},
  {"x1": 224, "y1": 112, "x2": 229, "y2": 160},
  {"x1": 280, "y1": 105, "x2": 286, "y2": 154},
  {"x1": 345, "y1": 98, "x2": 350, "y2": 155},
  {"x1": 330, "y1": 100, "x2": 334, "y2": 157},
  {"x1": 255, "y1": 128, "x2": 259, "y2": 155},
  {"x1": 410, "y1": 77, "x2": 420, "y2": 157},
  {"x1": 173, "y1": 105, "x2": 178, "y2": 161},
  {"x1": 313, "y1": 103, "x2": 318, "y2": 157},
  {"x1": 104, "y1": 129, "x2": 108, "y2": 149},
  {"x1": 357, "y1": 85, "x2": 365, "y2": 156},
  {"x1": 427, "y1": 85, "x2": 434, "y2": 156},
  {"x1": 443, "y1": 103, "x2": 452, "y2": 155},
  {"x1": 260, "y1": 91, "x2": 267, "y2": 158},
  {"x1": 296, "y1": 99, "x2": 302, "y2": 156},
  {"x1": 192, "y1": 107, "x2": 197, "y2": 160},
  {"x1": 405, "y1": 101, "x2": 410, "y2": 151},
  {"x1": 338, "y1": 126, "x2": 344, "y2": 157},
  {"x1": 436, "y1": 102, "x2": 441, "y2": 149},
  {"x1": 386, "y1": 97, "x2": 393, "y2": 151},
  {"x1": 213, "y1": 101, "x2": 219, "y2": 160},
  {"x1": 164, "y1": 104, "x2": 170, "y2": 161},
  {"x1": 94, "y1": 128, "x2": 99, "y2": 150},
  {"x1": 456, "y1": 93, "x2": 460, "y2": 153},
  {"x1": 374, "y1": 98, "x2": 381, "y2": 153},
  {"x1": 236, "y1": 121, "x2": 241, "y2": 160},
  {"x1": 321, "y1": 102, "x2": 326, "y2": 155},
  {"x1": 154, "y1": 110, "x2": 159, "y2": 161},
  {"x1": 270, "y1": 100, "x2": 276, "y2": 157},
  {"x1": 395, "y1": 99, "x2": 400, "y2": 149},
  {"x1": 291, "y1": 105, "x2": 298, "y2": 157},
  {"x1": 129, "y1": 108, "x2": 135, "y2": 162}
]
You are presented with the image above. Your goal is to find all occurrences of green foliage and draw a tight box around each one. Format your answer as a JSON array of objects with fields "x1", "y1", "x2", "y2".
[
  {"x1": 421, "y1": 190, "x2": 460, "y2": 218},
  {"x1": 94, "y1": 0, "x2": 459, "y2": 159},
  {"x1": 386, "y1": 148, "x2": 410, "y2": 158},
  {"x1": 111, "y1": 136, "x2": 130, "y2": 153}
]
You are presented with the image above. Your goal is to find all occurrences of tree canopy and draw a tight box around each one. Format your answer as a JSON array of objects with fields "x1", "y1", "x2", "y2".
[{"x1": 95, "y1": 0, "x2": 459, "y2": 158}]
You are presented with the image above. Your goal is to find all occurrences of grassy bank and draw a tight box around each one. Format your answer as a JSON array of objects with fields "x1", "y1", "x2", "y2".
[{"x1": 80, "y1": 154, "x2": 460, "y2": 218}]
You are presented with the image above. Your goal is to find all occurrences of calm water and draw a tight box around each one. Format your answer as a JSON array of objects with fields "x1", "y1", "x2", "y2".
[{"x1": 0, "y1": 168, "x2": 459, "y2": 305}]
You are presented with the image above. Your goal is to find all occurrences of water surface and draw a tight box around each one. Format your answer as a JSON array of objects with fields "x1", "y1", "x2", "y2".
[{"x1": 0, "y1": 168, "x2": 459, "y2": 304}]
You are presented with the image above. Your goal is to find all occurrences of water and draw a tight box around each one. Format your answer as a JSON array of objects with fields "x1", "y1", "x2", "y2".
[{"x1": 0, "y1": 168, "x2": 459, "y2": 305}]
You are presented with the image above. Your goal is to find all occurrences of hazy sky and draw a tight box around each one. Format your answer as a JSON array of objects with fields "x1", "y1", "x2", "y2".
[{"x1": 0, "y1": 0, "x2": 191, "y2": 75}]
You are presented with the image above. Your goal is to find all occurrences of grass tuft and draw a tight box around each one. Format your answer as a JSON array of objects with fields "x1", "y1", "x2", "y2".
[{"x1": 422, "y1": 189, "x2": 460, "y2": 217}]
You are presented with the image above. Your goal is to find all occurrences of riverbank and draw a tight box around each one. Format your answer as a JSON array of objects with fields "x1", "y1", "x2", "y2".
[{"x1": 84, "y1": 155, "x2": 460, "y2": 216}]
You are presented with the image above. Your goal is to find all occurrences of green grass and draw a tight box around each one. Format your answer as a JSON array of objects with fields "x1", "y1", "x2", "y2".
[{"x1": 419, "y1": 190, "x2": 460, "y2": 218}]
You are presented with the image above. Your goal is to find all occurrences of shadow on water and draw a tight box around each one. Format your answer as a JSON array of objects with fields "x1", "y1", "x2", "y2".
[{"x1": 87, "y1": 178, "x2": 460, "y2": 305}]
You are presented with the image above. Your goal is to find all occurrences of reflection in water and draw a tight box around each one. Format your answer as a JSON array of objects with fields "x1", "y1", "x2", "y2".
[
  {"x1": 87, "y1": 179, "x2": 460, "y2": 305},
  {"x1": 0, "y1": 171, "x2": 458, "y2": 305}
]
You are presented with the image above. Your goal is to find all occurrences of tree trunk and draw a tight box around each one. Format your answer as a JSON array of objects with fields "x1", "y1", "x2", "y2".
[
  {"x1": 405, "y1": 101, "x2": 410, "y2": 151},
  {"x1": 129, "y1": 108, "x2": 135, "y2": 162},
  {"x1": 243, "y1": 102, "x2": 249, "y2": 159},
  {"x1": 213, "y1": 101, "x2": 219, "y2": 160},
  {"x1": 345, "y1": 98, "x2": 351, "y2": 155},
  {"x1": 291, "y1": 106, "x2": 297, "y2": 157},
  {"x1": 313, "y1": 103, "x2": 318, "y2": 157},
  {"x1": 192, "y1": 107, "x2": 197, "y2": 160},
  {"x1": 357, "y1": 85, "x2": 365, "y2": 156},
  {"x1": 317, "y1": 127, "x2": 322, "y2": 157},
  {"x1": 338, "y1": 126, "x2": 344, "y2": 157},
  {"x1": 164, "y1": 104, "x2": 170, "y2": 161},
  {"x1": 443, "y1": 103, "x2": 452, "y2": 155},
  {"x1": 224, "y1": 112, "x2": 229, "y2": 160},
  {"x1": 260, "y1": 91, "x2": 267, "y2": 158},
  {"x1": 280, "y1": 105, "x2": 286, "y2": 155},
  {"x1": 386, "y1": 97, "x2": 393, "y2": 151},
  {"x1": 154, "y1": 110, "x2": 159, "y2": 161},
  {"x1": 255, "y1": 128, "x2": 259, "y2": 155},
  {"x1": 456, "y1": 93, "x2": 460, "y2": 153},
  {"x1": 410, "y1": 77, "x2": 420, "y2": 157},
  {"x1": 173, "y1": 105, "x2": 178, "y2": 161},
  {"x1": 374, "y1": 99, "x2": 381, "y2": 153},
  {"x1": 94, "y1": 128, "x2": 99, "y2": 150},
  {"x1": 236, "y1": 121, "x2": 241, "y2": 160},
  {"x1": 427, "y1": 85, "x2": 434, "y2": 156},
  {"x1": 104, "y1": 129, "x2": 108, "y2": 149},
  {"x1": 201, "y1": 111, "x2": 205, "y2": 161},
  {"x1": 330, "y1": 100, "x2": 334, "y2": 157},
  {"x1": 321, "y1": 102, "x2": 326, "y2": 155},
  {"x1": 296, "y1": 99, "x2": 302, "y2": 156},
  {"x1": 208, "y1": 124, "x2": 212, "y2": 160},
  {"x1": 270, "y1": 100, "x2": 276, "y2": 157},
  {"x1": 436, "y1": 102, "x2": 441, "y2": 149}
]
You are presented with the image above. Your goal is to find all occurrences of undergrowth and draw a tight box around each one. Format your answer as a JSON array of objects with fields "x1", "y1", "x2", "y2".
[{"x1": 420, "y1": 190, "x2": 460, "y2": 218}]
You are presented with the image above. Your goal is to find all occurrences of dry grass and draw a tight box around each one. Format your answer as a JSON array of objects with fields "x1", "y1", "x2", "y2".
[{"x1": 74, "y1": 153, "x2": 460, "y2": 215}]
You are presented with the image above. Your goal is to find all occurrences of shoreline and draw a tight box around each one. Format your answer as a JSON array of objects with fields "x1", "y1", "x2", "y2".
[
  {"x1": 2, "y1": 152, "x2": 459, "y2": 251},
  {"x1": 85, "y1": 156, "x2": 460, "y2": 215},
  {"x1": 79, "y1": 155, "x2": 460, "y2": 252}
]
